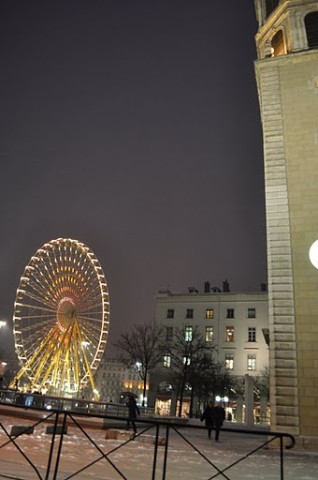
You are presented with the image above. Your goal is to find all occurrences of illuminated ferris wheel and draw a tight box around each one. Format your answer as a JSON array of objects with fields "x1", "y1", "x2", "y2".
[{"x1": 12, "y1": 238, "x2": 109, "y2": 398}]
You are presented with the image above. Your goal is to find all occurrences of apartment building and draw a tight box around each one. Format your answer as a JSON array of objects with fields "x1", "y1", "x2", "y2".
[
  {"x1": 155, "y1": 282, "x2": 269, "y2": 377},
  {"x1": 151, "y1": 282, "x2": 269, "y2": 419},
  {"x1": 95, "y1": 357, "x2": 148, "y2": 405}
]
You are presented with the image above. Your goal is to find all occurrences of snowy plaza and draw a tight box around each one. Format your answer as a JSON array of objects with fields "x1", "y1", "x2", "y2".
[{"x1": 0, "y1": 410, "x2": 317, "y2": 480}]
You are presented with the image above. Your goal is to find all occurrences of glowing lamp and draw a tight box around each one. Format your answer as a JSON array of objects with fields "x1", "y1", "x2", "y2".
[{"x1": 309, "y1": 240, "x2": 318, "y2": 269}]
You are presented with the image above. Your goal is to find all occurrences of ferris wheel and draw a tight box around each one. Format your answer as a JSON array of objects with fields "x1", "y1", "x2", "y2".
[{"x1": 12, "y1": 238, "x2": 109, "y2": 398}]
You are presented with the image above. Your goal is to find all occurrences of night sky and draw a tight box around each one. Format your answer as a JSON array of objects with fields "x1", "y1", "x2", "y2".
[{"x1": 0, "y1": 1, "x2": 266, "y2": 358}]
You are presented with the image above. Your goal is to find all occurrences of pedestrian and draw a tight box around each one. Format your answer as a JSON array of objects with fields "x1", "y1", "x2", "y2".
[
  {"x1": 126, "y1": 395, "x2": 140, "y2": 434},
  {"x1": 200, "y1": 401, "x2": 215, "y2": 438},
  {"x1": 213, "y1": 404, "x2": 226, "y2": 441}
]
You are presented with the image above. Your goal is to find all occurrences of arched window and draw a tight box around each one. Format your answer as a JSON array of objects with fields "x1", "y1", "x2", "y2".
[
  {"x1": 266, "y1": 0, "x2": 280, "y2": 19},
  {"x1": 271, "y1": 30, "x2": 285, "y2": 56},
  {"x1": 305, "y1": 12, "x2": 318, "y2": 48}
]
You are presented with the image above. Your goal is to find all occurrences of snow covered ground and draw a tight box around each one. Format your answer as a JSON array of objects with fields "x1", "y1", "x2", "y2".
[{"x1": 0, "y1": 413, "x2": 317, "y2": 479}]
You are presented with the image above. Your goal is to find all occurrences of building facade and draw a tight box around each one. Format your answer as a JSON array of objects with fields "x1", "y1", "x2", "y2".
[
  {"x1": 95, "y1": 357, "x2": 148, "y2": 405},
  {"x1": 152, "y1": 283, "x2": 269, "y2": 419},
  {"x1": 253, "y1": 0, "x2": 318, "y2": 447}
]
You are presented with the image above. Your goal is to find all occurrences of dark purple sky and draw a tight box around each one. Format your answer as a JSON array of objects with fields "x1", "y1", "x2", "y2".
[{"x1": 0, "y1": 1, "x2": 266, "y2": 356}]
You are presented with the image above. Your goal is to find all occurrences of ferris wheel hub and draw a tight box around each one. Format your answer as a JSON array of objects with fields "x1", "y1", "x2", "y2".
[{"x1": 57, "y1": 297, "x2": 76, "y2": 330}]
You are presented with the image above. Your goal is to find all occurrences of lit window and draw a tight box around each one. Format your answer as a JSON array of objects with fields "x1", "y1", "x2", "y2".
[
  {"x1": 163, "y1": 355, "x2": 171, "y2": 368},
  {"x1": 248, "y1": 327, "x2": 256, "y2": 342},
  {"x1": 226, "y1": 326, "x2": 234, "y2": 342},
  {"x1": 186, "y1": 309, "x2": 193, "y2": 319},
  {"x1": 185, "y1": 326, "x2": 193, "y2": 342},
  {"x1": 183, "y1": 356, "x2": 191, "y2": 365},
  {"x1": 165, "y1": 326, "x2": 173, "y2": 341},
  {"x1": 206, "y1": 308, "x2": 214, "y2": 319},
  {"x1": 205, "y1": 326, "x2": 214, "y2": 342},
  {"x1": 167, "y1": 309, "x2": 174, "y2": 319},
  {"x1": 226, "y1": 308, "x2": 234, "y2": 318},
  {"x1": 225, "y1": 353, "x2": 234, "y2": 370},
  {"x1": 247, "y1": 354, "x2": 256, "y2": 371},
  {"x1": 248, "y1": 308, "x2": 256, "y2": 318}
]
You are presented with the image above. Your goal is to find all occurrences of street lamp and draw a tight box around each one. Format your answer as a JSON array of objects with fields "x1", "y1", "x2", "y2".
[{"x1": 0, "y1": 321, "x2": 6, "y2": 329}]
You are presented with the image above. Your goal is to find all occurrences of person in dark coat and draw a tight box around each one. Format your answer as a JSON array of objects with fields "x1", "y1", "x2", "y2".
[
  {"x1": 200, "y1": 401, "x2": 215, "y2": 438},
  {"x1": 213, "y1": 404, "x2": 226, "y2": 441},
  {"x1": 126, "y1": 395, "x2": 140, "y2": 434}
]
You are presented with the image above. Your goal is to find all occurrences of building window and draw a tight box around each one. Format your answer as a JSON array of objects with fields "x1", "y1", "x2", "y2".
[
  {"x1": 225, "y1": 353, "x2": 234, "y2": 370},
  {"x1": 248, "y1": 327, "x2": 256, "y2": 342},
  {"x1": 183, "y1": 356, "x2": 191, "y2": 366},
  {"x1": 248, "y1": 308, "x2": 256, "y2": 319},
  {"x1": 226, "y1": 308, "x2": 234, "y2": 318},
  {"x1": 265, "y1": 0, "x2": 279, "y2": 18},
  {"x1": 185, "y1": 326, "x2": 193, "y2": 342},
  {"x1": 186, "y1": 308, "x2": 193, "y2": 319},
  {"x1": 163, "y1": 355, "x2": 171, "y2": 368},
  {"x1": 271, "y1": 29, "x2": 286, "y2": 56},
  {"x1": 167, "y1": 309, "x2": 174, "y2": 319},
  {"x1": 305, "y1": 12, "x2": 318, "y2": 49},
  {"x1": 206, "y1": 308, "x2": 214, "y2": 319},
  {"x1": 247, "y1": 354, "x2": 256, "y2": 371},
  {"x1": 205, "y1": 326, "x2": 214, "y2": 342},
  {"x1": 226, "y1": 326, "x2": 234, "y2": 342},
  {"x1": 165, "y1": 326, "x2": 173, "y2": 342}
]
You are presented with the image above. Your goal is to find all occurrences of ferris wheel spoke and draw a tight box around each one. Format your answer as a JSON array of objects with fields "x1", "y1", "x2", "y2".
[
  {"x1": 76, "y1": 313, "x2": 103, "y2": 325},
  {"x1": 80, "y1": 322, "x2": 104, "y2": 341},
  {"x1": 15, "y1": 326, "x2": 58, "y2": 382},
  {"x1": 74, "y1": 320, "x2": 96, "y2": 390},
  {"x1": 78, "y1": 296, "x2": 106, "y2": 312},
  {"x1": 15, "y1": 313, "x2": 57, "y2": 321},
  {"x1": 16, "y1": 282, "x2": 58, "y2": 309},
  {"x1": 15, "y1": 301, "x2": 57, "y2": 315},
  {"x1": 24, "y1": 275, "x2": 57, "y2": 306},
  {"x1": 21, "y1": 327, "x2": 55, "y2": 349},
  {"x1": 21, "y1": 322, "x2": 57, "y2": 348}
]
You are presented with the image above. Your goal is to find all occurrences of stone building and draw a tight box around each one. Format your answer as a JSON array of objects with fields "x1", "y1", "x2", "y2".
[
  {"x1": 253, "y1": 0, "x2": 318, "y2": 448},
  {"x1": 95, "y1": 357, "x2": 148, "y2": 405},
  {"x1": 152, "y1": 282, "x2": 269, "y2": 420}
]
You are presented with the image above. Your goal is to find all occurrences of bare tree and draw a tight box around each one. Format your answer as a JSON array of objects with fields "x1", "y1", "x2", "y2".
[
  {"x1": 254, "y1": 366, "x2": 270, "y2": 400},
  {"x1": 194, "y1": 360, "x2": 233, "y2": 408},
  {"x1": 162, "y1": 325, "x2": 216, "y2": 417},
  {"x1": 0, "y1": 349, "x2": 19, "y2": 388},
  {"x1": 113, "y1": 322, "x2": 164, "y2": 406}
]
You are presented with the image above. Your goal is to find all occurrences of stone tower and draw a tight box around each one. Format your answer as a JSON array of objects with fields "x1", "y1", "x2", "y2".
[{"x1": 253, "y1": 1, "x2": 318, "y2": 448}]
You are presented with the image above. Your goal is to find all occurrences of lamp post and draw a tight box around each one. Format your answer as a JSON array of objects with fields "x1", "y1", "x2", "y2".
[{"x1": 0, "y1": 321, "x2": 7, "y2": 382}]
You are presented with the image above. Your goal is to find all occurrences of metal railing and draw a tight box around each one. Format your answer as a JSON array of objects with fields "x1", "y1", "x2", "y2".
[
  {"x1": 0, "y1": 391, "x2": 295, "y2": 480},
  {"x1": 0, "y1": 388, "x2": 155, "y2": 417}
]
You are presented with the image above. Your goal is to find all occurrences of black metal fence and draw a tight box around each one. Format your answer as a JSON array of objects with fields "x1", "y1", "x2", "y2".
[{"x1": 0, "y1": 391, "x2": 295, "y2": 480}]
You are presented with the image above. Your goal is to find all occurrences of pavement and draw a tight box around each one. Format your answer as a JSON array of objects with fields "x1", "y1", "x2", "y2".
[{"x1": 0, "y1": 409, "x2": 317, "y2": 479}]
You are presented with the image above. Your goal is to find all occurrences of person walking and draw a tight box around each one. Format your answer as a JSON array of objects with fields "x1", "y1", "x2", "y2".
[
  {"x1": 213, "y1": 404, "x2": 226, "y2": 441},
  {"x1": 126, "y1": 394, "x2": 140, "y2": 434},
  {"x1": 200, "y1": 401, "x2": 215, "y2": 438}
]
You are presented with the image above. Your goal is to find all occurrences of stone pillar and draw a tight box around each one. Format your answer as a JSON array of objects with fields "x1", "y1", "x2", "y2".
[
  {"x1": 236, "y1": 396, "x2": 243, "y2": 423},
  {"x1": 245, "y1": 374, "x2": 254, "y2": 427},
  {"x1": 170, "y1": 391, "x2": 178, "y2": 416},
  {"x1": 260, "y1": 395, "x2": 268, "y2": 425}
]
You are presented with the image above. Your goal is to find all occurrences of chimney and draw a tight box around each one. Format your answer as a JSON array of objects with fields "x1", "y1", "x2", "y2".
[{"x1": 222, "y1": 279, "x2": 230, "y2": 292}]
